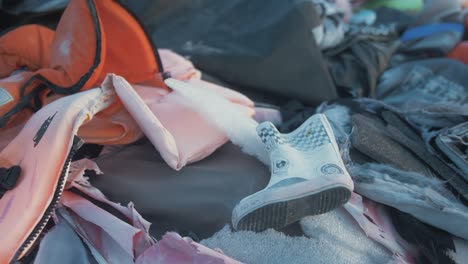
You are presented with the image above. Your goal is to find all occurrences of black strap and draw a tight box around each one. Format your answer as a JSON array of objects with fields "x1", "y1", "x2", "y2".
[{"x1": 0, "y1": 165, "x2": 21, "y2": 199}]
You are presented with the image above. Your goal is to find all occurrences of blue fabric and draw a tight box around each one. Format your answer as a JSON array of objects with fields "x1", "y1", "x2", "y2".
[
  {"x1": 401, "y1": 23, "x2": 464, "y2": 42},
  {"x1": 374, "y1": 58, "x2": 468, "y2": 141},
  {"x1": 35, "y1": 211, "x2": 99, "y2": 264}
]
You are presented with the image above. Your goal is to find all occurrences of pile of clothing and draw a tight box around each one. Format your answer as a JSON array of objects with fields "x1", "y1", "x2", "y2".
[{"x1": 0, "y1": 0, "x2": 467, "y2": 263}]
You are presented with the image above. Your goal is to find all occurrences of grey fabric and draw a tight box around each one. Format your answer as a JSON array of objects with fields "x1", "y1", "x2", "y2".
[
  {"x1": 349, "y1": 163, "x2": 468, "y2": 241},
  {"x1": 279, "y1": 100, "x2": 316, "y2": 133},
  {"x1": 318, "y1": 104, "x2": 468, "y2": 240},
  {"x1": 311, "y1": 0, "x2": 346, "y2": 50},
  {"x1": 120, "y1": 0, "x2": 337, "y2": 105},
  {"x1": 373, "y1": 7, "x2": 417, "y2": 30},
  {"x1": 435, "y1": 122, "x2": 468, "y2": 180},
  {"x1": 0, "y1": 5, "x2": 62, "y2": 34},
  {"x1": 378, "y1": 59, "x2": 468, "y2": 117},
  {"x1": 93, "y1": 141, "x2": 270, "y2": 240},
  {"x1": 412, "y1": 0, "x2": 462, "y2": 27},
  {"x1": 347, "y1": 99, "x2": 468, "y2": 199},
  {"x1": 351, "y1": 113, "x2": 434, "y2": 177},
  {"x1": 358, "y1": 96, "x2": 468, "y2": 144},
  {"x1": 387, "y1": 207, "x2": 458, "y2": 264},
  {"x1": 392, "y1": 30, "x2": 463, "y2": 65},
  {"x1": 349, "y1": 107, "x2": 468, "y2": 201},
  {"x1": 324, "y1": 24, "x2": 399, "y2": 97},
  {"x1": 1, "y1": 0, "x2": 68, "y2": 15},
  {"x1": 34, "y1": 211, "x2": 98, "y2": 264},
  {"x1": 382, "y1": 111, "x2": 468, "y2": 201}
]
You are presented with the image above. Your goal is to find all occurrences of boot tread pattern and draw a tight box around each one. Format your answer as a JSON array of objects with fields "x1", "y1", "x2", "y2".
[{"x1": 236, "y1": 187, "x2": 351, "y2": 232}]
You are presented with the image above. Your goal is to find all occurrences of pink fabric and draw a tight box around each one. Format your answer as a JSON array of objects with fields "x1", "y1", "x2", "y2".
[
  {"x1": 136, "y1": 233, "x2": 240, "y2": 264},
  {"x1": 79, "y1": 49, "x2": 254, "y2": 170},
  {"x1": 344, "y1": 193, "x2": 416, "y2": 264},
  {"x1": 111, "y1": 75, "x2": 181, "y2": 169},
  {"x1": 66, "y1": 158, "x2": 153, "y2": 258},
  {"x1": 0, "y1": 70, "x2": 252, "y2": 261},
  {"x1": 164, "y1": 77, "x2": 270, "y2": 165},
  {"x1": 61, "y1": 191, "x2": 143, "y2": 262},
  {"x1": 158, "y1": 49, "x2": 201, "y2": 81},
  {"x1": 63, "y1": 159, "x2": 240, "y2": 263},
  {"x1": 0, "y1": 124, "x2": 23, "y2": 152},
  {"x1": 0, "y1": 48, "x2": 253, "y2": 261},
  {"x1": 106, "y1": 73, "x2": 254, "y2": 170},
  {"x1": 0, "y1": 87, "x2": 114, "y2": 263},
  {"x1": 1, "y1": 49, "x2": 254, "y2": 171},
  {"x1": 0, "y1": 49, "x2": 253, "y2": 261}
]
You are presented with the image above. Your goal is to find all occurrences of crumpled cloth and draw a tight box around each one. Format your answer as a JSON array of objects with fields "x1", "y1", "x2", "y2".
[{"x1": 34, "y1": 159, "x2": 241, "y2": 264}]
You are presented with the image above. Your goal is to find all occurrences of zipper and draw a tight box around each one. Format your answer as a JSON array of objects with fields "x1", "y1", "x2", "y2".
[{"x1": 11, "y1": 136, "x2": 84, "y2": 263}]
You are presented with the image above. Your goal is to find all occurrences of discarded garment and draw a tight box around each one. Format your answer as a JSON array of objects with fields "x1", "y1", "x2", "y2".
[
  {"x1": 93, "y1": 141, "x2": 270, "y2": 240},
  {"x1": 317, "y1": 103, "x2": 468, "y2": 240},
  {"x1": 0, "y1": 86, "x2": 113, "y2": 263},
  {"x1": 349, "y1": 163, "x2": 468, "y2": 241},
  {"x1": 122, "y1": 0, "x2": 338, "y2": 104},
  {"x1": 0, "y1": 72, "x2": 253, "y2": 263},
  {"x1": 136, "y1": 233, "x2": 240, "y2": 264},
  {"x1": 435, "y1": 122, "x2": 468, "y2": 179},
  {"x1": 312, "y1": 0, "x2": 347, "y2": 49},
  {"x1": 377, "y1": 59, "x2": 468, "y2": 115},
  {"x1": 34, "y1": 210, "x2": 106, "y2": 264},
  {"x1": 350, "y1": 113, "x2": 434, "y2": 177},
  {"x1": 0, "y1": 0, "x2": 167, "y2": 128},
  {"x1": 324, "y1": 24, "x2": 399, "y2": 97},
  {"x1": 60, "y1": 158, "x2": 240, "y2": 264},
  {"x1": 390, "y1": 0, "x2": 464, "y2": 64},
  {"x1": 0, "y1": 0, "x2": 68, "y2": 15}
]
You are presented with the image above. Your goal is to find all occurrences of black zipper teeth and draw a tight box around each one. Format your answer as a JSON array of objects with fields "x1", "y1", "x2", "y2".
[{"x1": 12, "y1": 138, "x2": 83, "y2": 263}]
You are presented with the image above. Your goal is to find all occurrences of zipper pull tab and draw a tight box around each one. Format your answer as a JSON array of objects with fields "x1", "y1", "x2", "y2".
[{"x1": 0, "y1": 165, "x2": 21, "y2": 199}]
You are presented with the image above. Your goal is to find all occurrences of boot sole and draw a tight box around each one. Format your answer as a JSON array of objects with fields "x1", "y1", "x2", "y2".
[{"x1": 235, "y1": 186, "x2": 351, "y2": 232}]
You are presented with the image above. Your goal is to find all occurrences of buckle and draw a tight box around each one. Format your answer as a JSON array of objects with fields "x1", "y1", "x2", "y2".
[{"x1": 0, "y1": 165, "x2": 21, "y2": 199}]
